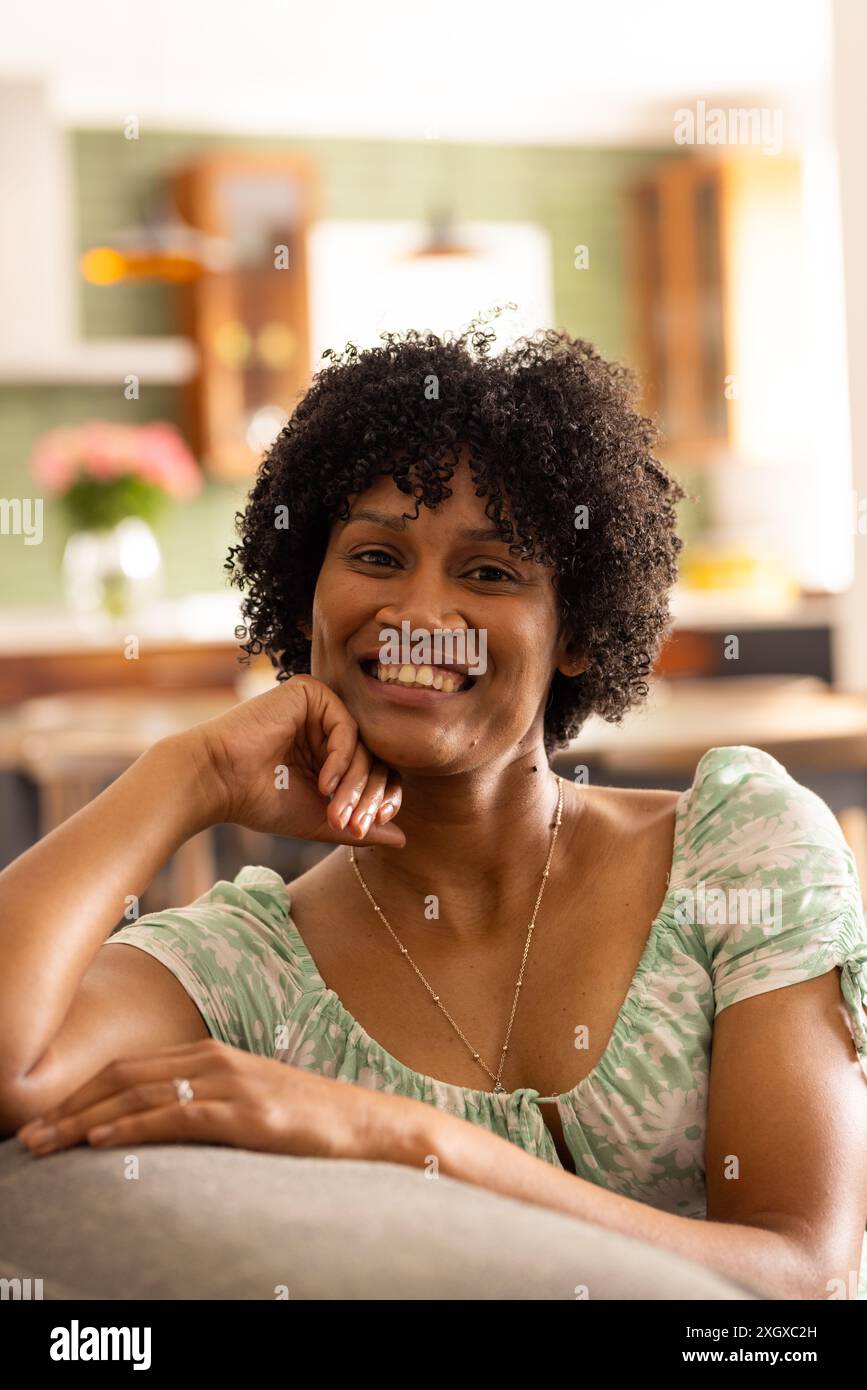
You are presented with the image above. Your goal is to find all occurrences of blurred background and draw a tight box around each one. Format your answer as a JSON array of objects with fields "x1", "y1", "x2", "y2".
[{"x1": 2, "y1": 0, "x2": 867, "y2": 912}]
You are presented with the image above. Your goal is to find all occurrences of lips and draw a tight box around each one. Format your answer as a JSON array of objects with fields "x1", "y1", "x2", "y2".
[
  {"x1": 360, "y1": 659, "x2": 474, "y2": 693},
  {"x1": 357, "y1": 657, "x2": 477, "y2": 706}
]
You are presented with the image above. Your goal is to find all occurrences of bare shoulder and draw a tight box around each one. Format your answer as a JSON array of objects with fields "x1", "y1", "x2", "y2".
[
  {"x1": 560, "y1": 778, "x2": 683, "y2": 891},
  {"x1": 283, "y1": 846, "x2": 344, "y2": 907},
  {"x1": 565, "y1": 778, "x2": 682, "y2": 837}
]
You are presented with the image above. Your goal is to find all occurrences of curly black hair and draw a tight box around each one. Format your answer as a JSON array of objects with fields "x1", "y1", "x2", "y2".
[{"x1": 225, "y1": 318, "x2": 687, "y2": 756}]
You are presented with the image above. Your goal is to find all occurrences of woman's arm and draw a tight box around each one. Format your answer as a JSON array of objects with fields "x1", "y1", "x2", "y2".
[
  {"x1": 0, "y1": 677, "x2": 402, "y2": 1132},
  {"x1": 390, "y1": 970, "x2": 867, "y2": 1301},
  {"x1": 398, "y1": 1106, "x2": 817, "y2": 1298},
  {"x1": 400, "y1": 1106, "x2": 829, "y2": 1299},
  {"x1": 0, "y1": 734, "x2": 218, "y2": 1121}
]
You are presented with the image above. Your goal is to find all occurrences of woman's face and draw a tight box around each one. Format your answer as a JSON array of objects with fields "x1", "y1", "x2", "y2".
[{"x1": 304, "y1": 457, "x2": 582, "y2": 774}]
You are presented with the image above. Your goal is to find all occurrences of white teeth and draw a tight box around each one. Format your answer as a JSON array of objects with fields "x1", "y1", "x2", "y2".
[{"x1": 373, "y1": 662, "x2": 465, "y2": 693}]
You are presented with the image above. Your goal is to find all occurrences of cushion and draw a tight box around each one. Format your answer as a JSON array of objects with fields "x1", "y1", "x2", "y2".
[{"x1": 0, "y1": 1138, "x2": 762, "y2": 1300}]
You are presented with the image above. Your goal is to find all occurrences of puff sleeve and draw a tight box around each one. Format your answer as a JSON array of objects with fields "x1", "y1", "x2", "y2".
[
  {"x1": 105, "y1": 865, "x2": 303, "y2": 1055},
  {"x1": 682, "y1": 745, "x2": 867, "y2": 1079}
]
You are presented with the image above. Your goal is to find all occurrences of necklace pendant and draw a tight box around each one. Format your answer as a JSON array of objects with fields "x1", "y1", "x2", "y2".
[{"x1": 492, "y1": 1082, "x2": 507, "y2": 1095}]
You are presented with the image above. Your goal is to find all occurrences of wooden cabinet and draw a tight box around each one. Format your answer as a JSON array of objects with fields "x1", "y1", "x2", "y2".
[
  {"x1": 629, "y1": 158, "x2": 729, "y2": 458},
  {"x1": 172, "y1": 152, "x2": 318, "y2": 478},
  {"x1": 629, "y1": 153, "x2": 806, "y2": 471}
]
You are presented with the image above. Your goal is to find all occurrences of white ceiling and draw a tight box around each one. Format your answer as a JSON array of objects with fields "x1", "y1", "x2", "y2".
[{"x1": 0, "y1": 0, "x2": 834, "y2": 144}]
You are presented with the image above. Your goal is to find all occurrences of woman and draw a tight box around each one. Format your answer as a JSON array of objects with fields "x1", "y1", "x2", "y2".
[{"x1": 3, "y1": 326, "x2": 866, "y2": 1300}]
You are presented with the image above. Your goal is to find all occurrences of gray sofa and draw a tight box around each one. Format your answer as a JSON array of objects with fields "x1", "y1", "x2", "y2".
[{"x1": 0, "y1": 1138, "x2": 763, "y2": 1300}]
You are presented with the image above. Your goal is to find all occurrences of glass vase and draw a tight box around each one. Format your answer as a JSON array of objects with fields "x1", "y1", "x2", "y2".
[{"x1": 61, "y1": 517, "x2": 163, "y2": 621}]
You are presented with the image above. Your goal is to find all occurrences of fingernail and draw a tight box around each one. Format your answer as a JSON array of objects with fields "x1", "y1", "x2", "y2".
[
  {"x1": 358, "y1": 813, "x2": 372, "y2": 836},
  {"x1": 338, "y1": 803, "x2": 352, "y2": 829},
  {"x1": 89, "y1": 1124, "x2": 115, "y2": 1143},
  {"x1": 379, "y1": 802, "x2": 395, "y2": 821},
  {"x1": 326, "y1": 774, "x2": 339, "y2": 795}
]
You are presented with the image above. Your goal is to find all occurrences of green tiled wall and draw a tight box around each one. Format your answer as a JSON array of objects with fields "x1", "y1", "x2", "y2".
[{"x1": 1, "y1": 130, "x2": 696, "y2": 605}]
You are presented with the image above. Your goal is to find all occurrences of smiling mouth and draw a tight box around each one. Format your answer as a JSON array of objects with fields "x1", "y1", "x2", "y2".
[{"x1": 360, "y1": 659, "x2": 476, "y2": 695}]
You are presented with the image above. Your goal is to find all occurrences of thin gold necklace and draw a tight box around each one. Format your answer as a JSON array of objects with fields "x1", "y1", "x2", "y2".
[{"x1": 347, "y1": 775, "x2": 565, "y2": 1095}]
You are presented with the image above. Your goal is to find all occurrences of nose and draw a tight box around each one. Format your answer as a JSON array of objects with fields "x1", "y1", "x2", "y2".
[
  {"x1": 374, "y1": 566, "x2": 468, "y2": 637},
  {"x1": 375, "y1": 600, "x2": 468, "y2": 638}
]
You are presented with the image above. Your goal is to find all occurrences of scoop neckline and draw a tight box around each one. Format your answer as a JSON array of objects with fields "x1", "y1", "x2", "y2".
[{"x1": 279, "y1": 777, "x2": 694, "y2": 1108}]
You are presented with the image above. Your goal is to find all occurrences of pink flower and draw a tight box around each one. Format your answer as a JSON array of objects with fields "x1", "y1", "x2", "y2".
[
  {"x1": 30, "y1": 420, "x2": 202, "y2": 497},
  {"x1": 136, "y1": 423, "x2": 202, "y2": 498},
  {"x1": 30, "y1": 428, "x2": 81, "y2": 491},
  {"x1": 79, "y1": 422, "x2": 133, "y2": 480}
]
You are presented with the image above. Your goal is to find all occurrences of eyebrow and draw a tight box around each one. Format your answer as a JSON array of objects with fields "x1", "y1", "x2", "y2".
[{"x1": 342, "y1": 508, "x2": 507, "y2": 544}]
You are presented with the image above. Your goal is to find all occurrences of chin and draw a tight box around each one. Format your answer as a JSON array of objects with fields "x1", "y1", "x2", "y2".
[
  {"x1": 350, "y1": 716, "x2": 468, "y2": 775},
  {"x1": 336, "y1": 663, "x2": 485, "y2": 773}
]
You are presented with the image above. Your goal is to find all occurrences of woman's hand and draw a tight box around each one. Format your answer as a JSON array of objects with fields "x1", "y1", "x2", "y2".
[
  {"x1": 181, "y1": 673, "x2": 404, "y2": 846},
  {"x1": 15, "y1": 1039, "x2": 408, "y2": 1163}
]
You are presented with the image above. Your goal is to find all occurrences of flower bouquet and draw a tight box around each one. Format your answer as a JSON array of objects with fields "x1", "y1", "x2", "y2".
[{"x1": 30, "y1": 420, "x2": 202, "y2": 619}]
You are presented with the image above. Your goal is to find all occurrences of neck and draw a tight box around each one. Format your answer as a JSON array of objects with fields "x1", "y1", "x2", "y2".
[{"x1": 346, "y1": 754, "x2": 575, "y2": 941}]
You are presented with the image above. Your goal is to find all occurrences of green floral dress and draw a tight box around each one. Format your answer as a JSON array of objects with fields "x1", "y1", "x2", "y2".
[{"x1": 107, "y1": 745, "x2": 867, "y2": 1297}]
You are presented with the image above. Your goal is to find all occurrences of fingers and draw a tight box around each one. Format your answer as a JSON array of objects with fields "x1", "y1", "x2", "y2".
[
  {"x1": 79, "y1": 1100, "x2": 233, "y2": 1151},
  {"x1": 376, "y1": 776, "x2": 403, "y2": 825},
  {"x1": 330, "y1": 756, "x2": 387, "y2": 838},
  {"x1": 290, "y1": 674, "x2": 404, "y2": 847},
  {"x1": 323, "y1": 739, "x2": 368, "y2": 829},
  {"x1": 17, "y1": 1040, "x2": 229, "y2": 1132},
  {"x1": 16, "y1": 1041, "x2": 238, "y2": 1154},
  {"x1": 327, "y1": 758, "x2": 406, "y2": 847},
  {"x1": 294, "y1": 677, "x2": 359, "y2": 800},
  {"x1": 18, "y1": 1079, "x2": 217, "y2": 1154}
]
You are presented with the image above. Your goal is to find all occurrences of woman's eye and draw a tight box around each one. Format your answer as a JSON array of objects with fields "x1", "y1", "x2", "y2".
[
  {"x1": 355, "y1": 549, "x2": 398, "y2": 567},
  {"x1": 467, "y1": 564, "x2": 515, "y2": 583},
  {"x1": 353, "y1": 551, "x2": 515, "y2": 583}
]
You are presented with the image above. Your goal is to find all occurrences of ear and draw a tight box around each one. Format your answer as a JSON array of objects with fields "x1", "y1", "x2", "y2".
[{"x1": 555, "y1": 646, "x2": 589, "y2": 679}]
